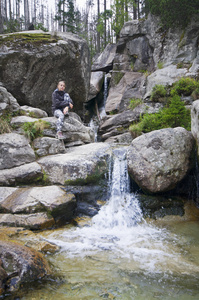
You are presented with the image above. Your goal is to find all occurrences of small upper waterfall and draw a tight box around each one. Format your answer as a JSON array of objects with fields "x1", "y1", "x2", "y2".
[{"x1": 99, "y1": 73, "x2": 108, "y2": 118}]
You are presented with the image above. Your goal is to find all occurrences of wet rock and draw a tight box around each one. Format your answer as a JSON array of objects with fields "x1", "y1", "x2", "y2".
[
  {"x1": 137, "y1": 194, "x2": 185, "y2": 219},
  {"x1": 0, "y1": 240, "x2": 51, "y2": 292},
  {"x1": 0, "y1": 213, "x2": 55, "y2": 230},
  {"x1": 127, "y1": 127, "x2": 195, "y2": 194}
]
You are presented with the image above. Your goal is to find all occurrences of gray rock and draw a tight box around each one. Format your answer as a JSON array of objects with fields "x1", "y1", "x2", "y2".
[
  {"x1": 144, "y1": 65, "x2": 188, "y2": 99},
  {"x1": 0, "y1": 30, "x2": 90, "y2": 118},
  {"x1": 92, "y1": 43, "x2": 117, "y2": 72},
  {"x1": 88, "y1": 71, "x2": 104, "y2": 101},
  {"x1": 0, "y1": 86, "x2": 20, "y2": 115},
  {"x1": 0, "y1": 133, "x2": 36, "y2": 170},
  {"x1": 33, "y1": 137, "x2": 65, "y2": 156},
  {"x1": 104, "y1": 132, "x2": 133, "y2": 144},
  {"x1": 127, "y1": 127, "x2": 195, "y2": 193},
  {"x1": 20, "y1": 105, "x2": 48, "y2": 118},
  {"x1": 0, "y1": 213, "x2": 55, "y2": 230},
  {"x1": 0, "y1": 162, "x2": 43, "y2": 186},
  {"x1": 105, "y1": 72, "x2": 146, "y2": 113},
  {"x1": 0, "y1": 185, "x2": 76, "y2": 225},
  {"x1": 38, "y1": 142, "x2": 111, "y2": 185}
]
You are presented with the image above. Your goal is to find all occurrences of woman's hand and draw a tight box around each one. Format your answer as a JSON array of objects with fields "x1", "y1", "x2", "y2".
[{"x1": 69, "y1": 103, "x2": 73, "y2": 109}]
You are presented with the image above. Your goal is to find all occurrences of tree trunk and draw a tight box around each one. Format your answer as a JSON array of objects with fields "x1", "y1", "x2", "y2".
[
  {"x1": 97, "y1": 0, "x2": 100, "y2": 53},
  {"x1": 0, "y1": 0, "x2": 4, "y2": 33},
  {"x1": 104, "y1": 0, "x2": 106, "y2": 48}
]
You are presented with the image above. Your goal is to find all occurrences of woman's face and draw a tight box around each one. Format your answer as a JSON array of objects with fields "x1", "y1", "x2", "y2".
[{"x1": 57, "y1": 82, "x2": 65, "y2": 91}]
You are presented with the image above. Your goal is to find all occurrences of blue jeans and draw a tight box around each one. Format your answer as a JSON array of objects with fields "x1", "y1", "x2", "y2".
[{"x1": 54, "y1": 109, "x2": 64, "y2": 132}]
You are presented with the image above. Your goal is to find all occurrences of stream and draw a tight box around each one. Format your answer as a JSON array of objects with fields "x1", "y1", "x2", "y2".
[{"x1": 5, "y1": 148, "x2": 199, "y2": 299}]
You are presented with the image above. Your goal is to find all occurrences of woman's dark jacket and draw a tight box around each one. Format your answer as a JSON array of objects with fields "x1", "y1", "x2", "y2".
[{"x1": 52, "y1": 89, "x2": 73, "y2": 114}]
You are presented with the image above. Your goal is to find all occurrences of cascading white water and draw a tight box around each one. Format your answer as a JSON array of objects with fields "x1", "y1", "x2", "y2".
[
  {"x1": 99, "y1": 73, "x2": 108, "y2": 118},
  {"x1": 92, "y1": 148, "x2": 143, "y2": 229}
]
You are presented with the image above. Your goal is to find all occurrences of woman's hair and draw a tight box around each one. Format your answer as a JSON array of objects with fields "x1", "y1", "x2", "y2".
[{"x1": 57, "y1": 80, "x2": 65, "y2": 86}]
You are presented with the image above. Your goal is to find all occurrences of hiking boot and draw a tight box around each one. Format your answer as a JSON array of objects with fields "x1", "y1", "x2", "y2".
[{"x1": 56, "y1": 131, "x2": 64, "y2": 139}]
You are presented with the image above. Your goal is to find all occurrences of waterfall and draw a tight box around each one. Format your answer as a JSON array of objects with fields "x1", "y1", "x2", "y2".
[
  {"x1": 92, "y1": 148, "x2": 143, "y2": 229},
  {"x1": 99, "y1": 73, "x2": 108, "y2": 118},
  {"x1": 88, "y1": 118, "x2": 98, "y2": 142}
]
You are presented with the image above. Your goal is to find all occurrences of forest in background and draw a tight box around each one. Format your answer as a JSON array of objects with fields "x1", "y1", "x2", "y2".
[{"x1": 0, "y1": 0, "x2": 199, "y2": 60}]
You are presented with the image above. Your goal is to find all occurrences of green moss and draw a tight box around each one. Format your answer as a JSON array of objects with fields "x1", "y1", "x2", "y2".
[{"x1": 0, "y1": 33, "x2": 60, "y2": 48}]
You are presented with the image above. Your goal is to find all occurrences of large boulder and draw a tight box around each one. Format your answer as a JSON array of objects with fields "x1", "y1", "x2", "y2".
[
  {"x1": 38, "y1": 142, "x2": 111, "y2": 185},
  {"x1": 0, "y1": 133, "x2": 36, "y2": 170},
  {"x1": 0, "y1": 186, "x2": 76, "y2": 228},
  {"x1": 0, "y1": 31, "x2": 90, "y2": 118},
  {"x1": 127, "y1": 127, "x2": 195, "y2": 194}
]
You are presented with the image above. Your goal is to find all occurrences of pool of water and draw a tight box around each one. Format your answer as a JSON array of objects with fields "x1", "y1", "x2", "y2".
[{"x1": 5, "y1": 217, "x2": 199, "y2": 300}]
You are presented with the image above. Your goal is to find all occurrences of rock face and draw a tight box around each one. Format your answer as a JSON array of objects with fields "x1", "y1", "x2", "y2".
[
  {"x1": 127, "y1": 127, "x2": 195, "y2": 194},
  {"x1": 0, "y1": 31, "x2": 90, "y2": 118},
  {"x1": 0, "y1": 240, "x2": 51, "y2": 292}
]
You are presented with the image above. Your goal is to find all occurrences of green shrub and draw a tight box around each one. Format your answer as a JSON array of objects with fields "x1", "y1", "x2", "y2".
[
  {"x1": 150, "y1": 84, "x2": 167, "y2": 102},
  {"x1": 22, "y1": 120, "x2": 50, "y2": 141},
  {"x1": 171, "y1": 77, "x2": 199, "y2": 96},
  {"x1": 129, "y1": 95, "x2": 191, "y2": 136},
  {"x1": 128, "y1": 98, "x2": 143, "y2": 110}
]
